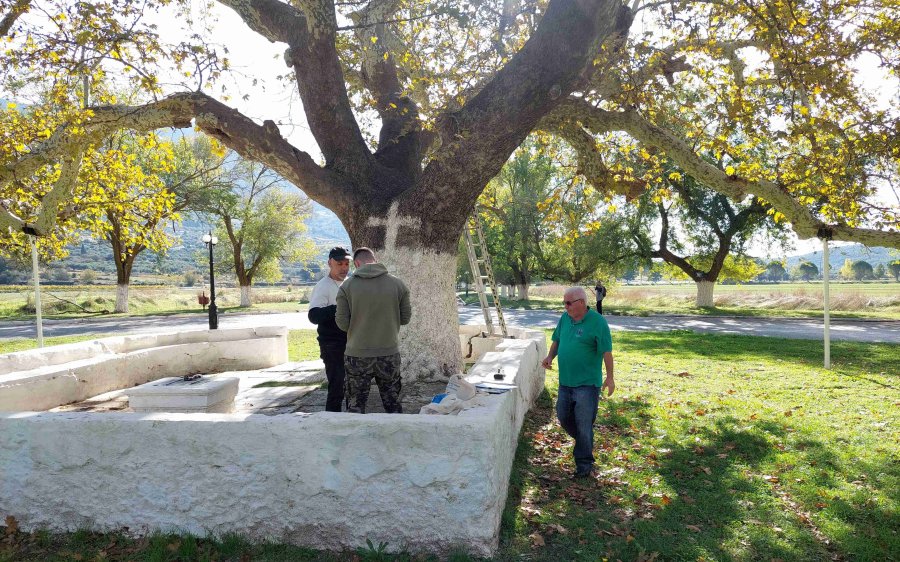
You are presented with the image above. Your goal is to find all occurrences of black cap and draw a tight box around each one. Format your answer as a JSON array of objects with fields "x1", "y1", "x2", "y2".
[{"x1": 328, "y1": 246, "x2": 351, "y2": 261}]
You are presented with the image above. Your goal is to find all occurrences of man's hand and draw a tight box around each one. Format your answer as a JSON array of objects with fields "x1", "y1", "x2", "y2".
[
  {"x1": 541, "y1": 355, "x2": 554, "y2": 370},
  {"x1": 601, "y1": 376, "x2": 615, "y2": 397}
]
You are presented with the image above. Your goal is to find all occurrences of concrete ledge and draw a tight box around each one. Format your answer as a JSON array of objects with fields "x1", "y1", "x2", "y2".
[
  {"x1": 0, "y1": 327, "x2": 288, "y2": 412},
  {"x1": 0, "y1": 326, "x2": 546, "y2": 557}
]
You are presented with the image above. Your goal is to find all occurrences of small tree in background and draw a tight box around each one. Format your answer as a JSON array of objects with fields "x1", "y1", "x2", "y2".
[
  {"x1": 890, "y1": 261, "x2": 900, "y2": 282},
  {"x1": 873, "y1": 263, "x2": 886, "y2": 279},
  {"x1": 850, "y1": 261, "x2": 874, "y2": 281},
  {"x1": 79, "y1": 270, "x2": 98, "y2": 285},
  {"x1": 181, "y1": 270, "x2": 202, "y2": 287},
  {"x1": 791, "y1": 261, "x2": 819, "y2": 282},
  {"x1": 761, "y1": 261, "x2": 787, "y2": 282},
  {"x1": 209, "y1": 158, "x2": 316, "y2": 307},
  {"x1": 839, "y1": 259, "x2": 855, "y2": 280}
]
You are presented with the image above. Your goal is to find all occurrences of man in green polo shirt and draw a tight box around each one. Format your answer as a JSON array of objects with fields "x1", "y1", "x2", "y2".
[{"x1": 541, "y1": 286, "x2": 615, "y2": 478}]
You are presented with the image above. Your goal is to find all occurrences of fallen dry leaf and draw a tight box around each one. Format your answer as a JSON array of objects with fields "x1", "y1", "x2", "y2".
[
  {"x1": 674, "y1": 371, "x2": 692, "y2": 377},
  {"x1": 530, "y1": 532, "x2": 546, "y2": 547},
  {"x1": 685, "y1": 524, "x2": 702, "y2": 533},
  {"x1": 4, "y1": 515, "x2": 18, "y2": 536},
  {"x1": 546, "y1": 523, "x2": 568, "y2": 535},
  {"x1": 661, "y1": 494, "x2": 673, "y2": 506},
  {"x1": 784, "y1": 410, "x2": 793, "y2": 417},
  {"x1": 763, "y1": 475, "x2": 780, "y2": 484}
]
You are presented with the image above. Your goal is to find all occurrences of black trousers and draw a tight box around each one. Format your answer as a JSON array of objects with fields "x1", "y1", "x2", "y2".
[{"x1": 320, "y1": 343, "x2": 347, "y2": 412}]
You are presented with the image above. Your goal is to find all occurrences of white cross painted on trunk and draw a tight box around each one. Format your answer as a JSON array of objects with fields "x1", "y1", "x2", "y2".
[{"x1": 366, "y1": 202, "x2": 421, "y2": 254}]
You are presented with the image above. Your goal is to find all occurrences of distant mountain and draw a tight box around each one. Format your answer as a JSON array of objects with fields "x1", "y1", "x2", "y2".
[
  {"x1": 306, "y1": 202, "x2": 350, "y2": 245},
  {"x1": 782, "y1": 244, "x2": 897, "y2": 270},
  {"x1": 0, "y1": 205, "x2": 351, "y2": 284}
]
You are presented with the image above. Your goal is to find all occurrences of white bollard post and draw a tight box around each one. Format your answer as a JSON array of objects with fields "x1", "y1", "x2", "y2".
[
  {"x1": 823, "y1": 238, "x2": 830, "y2": 369},
  {"x1": 29, "y1": 235, "x2": 44, "y2": 348}
]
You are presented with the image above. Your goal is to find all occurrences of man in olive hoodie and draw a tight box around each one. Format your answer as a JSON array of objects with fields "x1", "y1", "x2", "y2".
[{"x1": 335, "y1": 247, "x2": 412, "y2": 413}]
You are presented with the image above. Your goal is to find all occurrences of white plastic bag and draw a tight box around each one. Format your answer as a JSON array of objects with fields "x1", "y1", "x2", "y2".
[{"x1": 446, "y1": 373, "x2": 476, "y2": 401}]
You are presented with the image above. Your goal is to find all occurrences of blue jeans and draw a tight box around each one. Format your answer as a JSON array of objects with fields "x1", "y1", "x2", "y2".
[{"x1": 556, "y1": 385, "x2": 600, "y2": 473}]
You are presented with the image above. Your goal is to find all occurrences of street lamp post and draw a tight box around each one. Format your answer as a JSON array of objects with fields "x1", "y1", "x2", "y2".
[{"x1": 202, "y1": 232, "x2": 219, "y2": 330}]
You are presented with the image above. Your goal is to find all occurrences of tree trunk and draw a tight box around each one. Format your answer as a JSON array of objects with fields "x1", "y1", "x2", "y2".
[
  {"x1": 377, "y1": 247, "x2": 461, "y2": 384},
  {"x1": 240, "y1": 285, "x2": 251, "y2": 307},
  {"x1": 517, "y1": 283, "x2": 529, "y2": 301},
  {"x1": 115, "y1": 284, "x2": 129, "y2": 313},
  {"x1": 501, "y1": 285, "x2": 508, "y2": 298},
  {"x1": 696, "y1": 280, "x2": 715, "y2": 307}
]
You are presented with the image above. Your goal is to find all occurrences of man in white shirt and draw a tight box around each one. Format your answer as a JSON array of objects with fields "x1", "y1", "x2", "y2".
[{"x1": 308, "y1": 247, "x2": 351, "y2": 411}]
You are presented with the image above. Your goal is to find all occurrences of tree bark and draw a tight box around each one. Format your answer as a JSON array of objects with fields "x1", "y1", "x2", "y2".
[
  {"x1": 696, "y1": 280, "x2": 715, "y2": 307},
  {"x1": 372, "y1": 246, "x2": 461, "y2": 383},
  {"x1": 110, "y1": 230, "x2": 136, "y2": 314},
  {"x1": 517, "y1": 284, "x2": 529, "y2": 301},
  {"x1": 115, "y1": 284, "x2": 129, "y2": 314},
  {"x1": 240, "y1": 285, "x2": 251, "y2": 307}
]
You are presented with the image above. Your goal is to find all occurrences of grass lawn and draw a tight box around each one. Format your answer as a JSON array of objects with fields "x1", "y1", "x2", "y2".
[
  {"x1": 461, "y1": 281, "x2": 900, "y2": 320},
  {"x1": 495, "y1": 331, "x2": 898, "y2": 561},
  {"x1": 0, "y1": 285, "x2": 311, "y2": 321},
  {"x1": 1, "y1": 330, "x2": 897, "y2": 561}
]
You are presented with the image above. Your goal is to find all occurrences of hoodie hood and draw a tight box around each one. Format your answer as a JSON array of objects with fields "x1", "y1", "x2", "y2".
[{"x1": 352, "y1": 263, "x2": 389, "y2": 278}]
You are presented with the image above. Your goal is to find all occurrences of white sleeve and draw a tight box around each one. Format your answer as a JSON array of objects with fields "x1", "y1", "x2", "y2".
[{"x1": 308, "y1": 281, "x2": 331, "y2": 309}]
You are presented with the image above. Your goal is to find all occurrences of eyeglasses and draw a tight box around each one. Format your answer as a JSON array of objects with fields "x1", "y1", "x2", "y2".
[{"x1": 563, "y1": 298, "x2": 584, "y2": 306}]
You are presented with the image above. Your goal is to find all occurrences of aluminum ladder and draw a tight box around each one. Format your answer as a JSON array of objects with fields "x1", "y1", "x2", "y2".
[{"x1": 463, "y1": 213, "x2": 508, "y2": 337}]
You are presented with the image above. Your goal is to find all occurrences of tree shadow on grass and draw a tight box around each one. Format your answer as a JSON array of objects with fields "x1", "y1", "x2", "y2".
[
  {"x1": 499, "y1": 391, "x2": 897, "y2": 561},
  {"x1": 616, "y1": 404, "x2": 896, "y2": 561}
]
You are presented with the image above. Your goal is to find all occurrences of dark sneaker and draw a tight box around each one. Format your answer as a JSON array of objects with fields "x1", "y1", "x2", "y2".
[{"x1": 572, "y1": 468, "x2": 594, "y2": 479}]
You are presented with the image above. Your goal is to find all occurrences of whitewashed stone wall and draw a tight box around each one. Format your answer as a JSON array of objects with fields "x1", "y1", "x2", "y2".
[
  {"x1": 0, "y1": 327, "x2": 288, "y2": 412},
  {"x1": 0, "y1": 326, "x2": 546, "y2": 557}
]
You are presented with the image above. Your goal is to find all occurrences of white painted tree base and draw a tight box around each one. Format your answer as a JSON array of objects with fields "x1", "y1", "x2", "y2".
[
  {"x1": 375, "y1": 248, "x2": 461, "y2": 383},
  {"x1": 517, "y1": 284, "x2": 529, "y2": 301},
  {"x1": 114, "y1": 284, "x2": 129, "y2": 313},
  {"x1": 696, "y1": 280, "x2": 715, "y2": 307},
  {"x1": 240, "y1": 285, "x2": 251, "y2": 307}
]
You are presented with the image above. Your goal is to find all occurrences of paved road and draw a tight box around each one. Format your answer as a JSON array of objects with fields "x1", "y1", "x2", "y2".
[{"x1": 1, "y1": 307, "x2": 897, "y2": 343}]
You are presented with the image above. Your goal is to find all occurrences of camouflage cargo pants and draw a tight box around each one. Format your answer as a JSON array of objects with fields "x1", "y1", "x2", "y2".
[{"x1": 343, "y1": 353, "x2": 403, "y2": 414}]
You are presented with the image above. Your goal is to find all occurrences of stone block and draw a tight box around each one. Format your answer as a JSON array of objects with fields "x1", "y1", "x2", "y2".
[{"x1": 126, "y1": 376, "x2": 239, "y2": 413}]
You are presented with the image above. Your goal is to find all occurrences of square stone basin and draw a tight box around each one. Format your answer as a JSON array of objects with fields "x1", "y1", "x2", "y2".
[{"x1": 125, "y1": 376, "x2": 239, "y2": 413}]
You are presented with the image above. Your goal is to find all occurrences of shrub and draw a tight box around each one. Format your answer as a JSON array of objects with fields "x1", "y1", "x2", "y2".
[
  {"x1": 182, "y1": 270, "x2": 203, "y2": 287},
  {"x1": 79, "y1": 270, "x2": 98, "y2": 284}
]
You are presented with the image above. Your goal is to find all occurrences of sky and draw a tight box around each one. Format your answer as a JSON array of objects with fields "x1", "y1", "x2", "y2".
[{"x1": 154, "y1": 1, "x2": 897, "y2": 258}]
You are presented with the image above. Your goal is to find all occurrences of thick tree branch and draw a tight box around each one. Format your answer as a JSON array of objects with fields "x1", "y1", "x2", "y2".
[
  {"x1": 217, "y1": 0, "x2": 371, "y2": 171},
  {"x1": 416, "y1": 0, "x2": 633, "y2": 228},
  {"x1": 562, "y1": 98, "x2": 900, "y2": 249},
  {"x1": 351, "y1": 0, "x2": 429, "y2": 177},
  {"x1": 539, "y1": 111, "x2": 645, "y2": 200},
  {"x1": 0, "y1": 0, "x2": 29, "y2": 38},
  {"x1": 652, "y1": 202, "x2": 704, "y2": 280},
  {"x1": 0, "y1": 150, "x2": 83, "y2": 236},
  {"x1": 1, "y1": 93, "x2": 348, "y2": 236}
]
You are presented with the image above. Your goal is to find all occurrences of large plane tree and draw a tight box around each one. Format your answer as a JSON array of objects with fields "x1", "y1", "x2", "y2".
[{"x1": 1, "y1": 0, "x2": 897, "y2": 380}]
